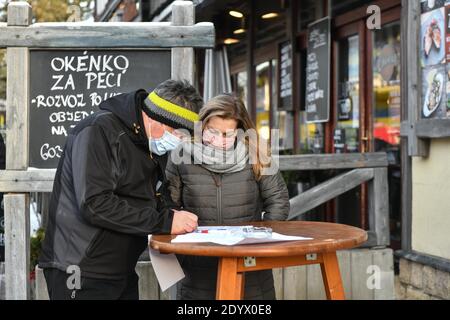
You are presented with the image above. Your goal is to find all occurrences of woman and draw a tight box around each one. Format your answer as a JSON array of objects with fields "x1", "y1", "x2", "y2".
[{"x1": 166, "y1": 94, "x2": 289, "y2": 300}]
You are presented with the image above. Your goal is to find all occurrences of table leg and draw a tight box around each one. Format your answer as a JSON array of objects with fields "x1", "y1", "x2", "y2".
[
  {"x1": 320, "y1": 252, "x2": 345, "y2": 300},
  {"x1": 216, "y1": 257, "x2": 245, "y2": 300}
]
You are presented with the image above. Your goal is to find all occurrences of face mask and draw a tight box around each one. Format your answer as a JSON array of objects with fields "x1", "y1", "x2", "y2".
[
  {"x1": 149, "y1": 130, "x2": 181, "y2": 155},
  {"x1": 203, "y1": 129, "x2": 236, "y2": 150}
]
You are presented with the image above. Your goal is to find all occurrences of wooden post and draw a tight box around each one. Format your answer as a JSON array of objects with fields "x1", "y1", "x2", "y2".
[
  {"x1": 171, "y1": 1, "x2": 195, "y2": 85},
  {"x1": 368, "y1": 167, "x2": 390, "y2": 247},
  {"x1": 4, "y1": 194, "x2": 30, "y2": 300},
  {"x1": 400, "y1": 0, "x2": 428, "y2": 157},
  {"x1": 246, "y1": 0, "x2": 256, "y2": 122},
  {"x1": 168, "y1": 1, "x2": 196, "y2": 299},
  {"x1": 5, "y1": 1, "x2": 32, "y2": 300},
  {"x1": 6, "y1": 1, "x2": 31, "y2": 170},
  {"x1": 320, "y1": 252, "x2": 345, "y2": 300},
  {"x1": 216, "y1": 257, "x2": 244, "y2": 300}
]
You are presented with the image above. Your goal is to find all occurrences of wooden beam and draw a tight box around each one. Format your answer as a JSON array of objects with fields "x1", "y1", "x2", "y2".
[
  {"x1": 278, "y1": 152, "x2": 388, "y2": 171},
  {"x1": 171, "y1": 1, "x2": 195, "y2": 84},
  {"x1": 368, "y1": 167, "x2": 390, "y2": 247},
  {"x1": 415, "y1": 119, "x2": 450, "y2": 138},
  {"x1": 4, "y1": 2, "x2": 32, "y2": 300},
  {"x1": 4, "y1": 194, "x2": 30, "y2": 300},
  {"x1": 6, "y1": 1, "x2": 31, "y2": 170},
  {"x1": 401, "y1": 0, "x2": 429, "y2": 156},
  {"x1": 0, "y1": 170, "x2": 56, "y2": 193},
  {"x1": 0, "y1": 22, "x2": 215, "y2": 48},
  {"x1": 247, "y1": 0, "x2": 256, "y2": 122},
  {"x1": 288, "y1": 168, "x2": 374, "y2": 220}
]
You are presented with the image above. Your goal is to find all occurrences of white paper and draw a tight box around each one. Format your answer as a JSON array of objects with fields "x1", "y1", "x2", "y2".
[
  {"x1": 171, "y1": 228, "x2": 313, "y2": 246},
  {"x1": 148, "y1": 235, "x2": 185, "y2": 292}
]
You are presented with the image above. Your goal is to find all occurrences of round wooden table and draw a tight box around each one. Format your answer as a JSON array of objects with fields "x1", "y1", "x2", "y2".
[{"x1": 150, "y1": 221, "x2": 367, "y2": 300}]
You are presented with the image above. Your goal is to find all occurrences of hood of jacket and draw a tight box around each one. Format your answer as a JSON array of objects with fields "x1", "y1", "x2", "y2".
[{"x1": 99, "y1": 89, "x2": 149, "y2": 148}]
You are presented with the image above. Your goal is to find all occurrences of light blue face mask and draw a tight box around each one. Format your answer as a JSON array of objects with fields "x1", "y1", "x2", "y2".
[{"x1": 149, "y1": 130, "x2": 181, "y2": 156}]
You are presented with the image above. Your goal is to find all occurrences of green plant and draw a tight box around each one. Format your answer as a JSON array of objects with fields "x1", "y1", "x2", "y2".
[{"x1": 30, "y1": 228, "x2": 45, "y2": 273}]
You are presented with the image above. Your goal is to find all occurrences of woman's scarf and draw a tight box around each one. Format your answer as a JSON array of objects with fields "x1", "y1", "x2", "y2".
[{"x1": 181, "y1": 140, "x2": 249, "y2": 174}]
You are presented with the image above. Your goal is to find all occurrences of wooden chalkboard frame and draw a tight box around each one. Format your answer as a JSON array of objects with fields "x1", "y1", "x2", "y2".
[
  {"x1": 27, "y1": 48, "x2": 172, "y2": 169},
  {"x1": 0, "y1": 1, "x2": 214, "y2": 299},
  {"x1": 305, "y1": 16, "x2": 331, "y2": 124}
]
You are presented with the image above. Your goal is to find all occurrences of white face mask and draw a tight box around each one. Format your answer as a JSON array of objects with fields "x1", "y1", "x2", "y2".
[{"x1": 149, "y1": 130, "x2": 181, "y2": 155}]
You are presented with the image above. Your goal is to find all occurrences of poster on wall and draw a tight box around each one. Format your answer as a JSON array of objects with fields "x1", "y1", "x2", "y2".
[
  {"x1": 422, "y1": 64, "x2": 447, "y2": 118},
  {"x1": 421, "y1": 6, "x2": 445, "y2": 67}
]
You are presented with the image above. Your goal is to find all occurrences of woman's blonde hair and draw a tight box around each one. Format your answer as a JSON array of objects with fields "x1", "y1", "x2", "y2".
[{"x1": 199, "y1": 94, "x2": 271, "y2": 180}]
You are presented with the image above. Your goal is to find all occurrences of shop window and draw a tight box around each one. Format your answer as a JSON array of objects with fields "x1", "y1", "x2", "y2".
[
  {"x1": 372, "y1": 20, "x2": 402, "y2": 248},
  {"x1": 256, "y1": 61, "x2": 271, "y2": 140},
  {"x1": 372, "y1": 22, "x2": 401, "y2": 162},
  {"x1": 236, "y1": 71, "x2": 248, "y2": 108},
  {"x1": 336, "y1": 34, "x2": 360, "y2": 153}
]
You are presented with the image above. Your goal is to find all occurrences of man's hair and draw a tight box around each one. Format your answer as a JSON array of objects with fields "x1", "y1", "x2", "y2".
[{"x1": 153, "y1": 79, "x2": 204, "y2": 113}]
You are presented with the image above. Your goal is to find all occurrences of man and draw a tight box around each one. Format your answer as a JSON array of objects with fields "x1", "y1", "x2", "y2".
[{"x1": 39, "y1": 80, "x2": 202, "y2": 300}]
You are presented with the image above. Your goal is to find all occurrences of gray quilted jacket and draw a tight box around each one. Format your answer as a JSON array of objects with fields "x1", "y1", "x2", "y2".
[{"x1": 165, "y1": 156, "x2": 290, "y2": 300}]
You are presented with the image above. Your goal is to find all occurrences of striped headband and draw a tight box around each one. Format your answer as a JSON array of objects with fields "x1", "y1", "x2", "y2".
[{"x1": 143, "y1": 91, "x2": 199, "y2": 132}]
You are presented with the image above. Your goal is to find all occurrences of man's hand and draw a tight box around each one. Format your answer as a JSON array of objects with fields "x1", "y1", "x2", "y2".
[{"x1": 171, "y1": 210, "x2": 198, "y2": 234}]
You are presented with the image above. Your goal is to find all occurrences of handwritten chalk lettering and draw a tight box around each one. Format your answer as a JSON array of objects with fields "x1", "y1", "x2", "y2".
[
  {"x1": 51, "y1": 125, "x2": 67, "y2": 136},
  {"x1": 40, "y1": 143, "x2": 64, "y2": 161},
  {"x1": 51, "y1": 74, "x2": 75, "y2": 91},
  {"x1": 85, "y1": 72, "x2": 123, "y2": 90},
  {"x1": 90, "y1": 92, "x2": 122, "y2": 107},
  {"x1": 49, "y1": 111, "x2": 91, "y2": 124},
  {"x1": 32, "y1": 94, "x2": 86, "y2": 108},
  {"x1": 51, "y1": 52, "x2": 129, "y2": 74}
]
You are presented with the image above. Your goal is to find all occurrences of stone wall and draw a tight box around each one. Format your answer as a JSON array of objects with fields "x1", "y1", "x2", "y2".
[{"x1": 398, "y1": 258, "x2": 450, "y2": 300}]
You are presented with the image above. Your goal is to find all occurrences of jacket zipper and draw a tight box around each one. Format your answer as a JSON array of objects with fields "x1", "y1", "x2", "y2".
[{"x1": 217, "y1": 174, "x2": 223, "y2": 224}]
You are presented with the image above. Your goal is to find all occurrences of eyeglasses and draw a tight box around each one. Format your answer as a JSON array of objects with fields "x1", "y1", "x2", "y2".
[{"x1": 204, "y1": 127, "x2": 237, "y2": 138}]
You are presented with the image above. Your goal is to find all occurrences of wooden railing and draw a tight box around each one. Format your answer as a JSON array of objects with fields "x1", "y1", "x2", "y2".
[{"x1": 277, "y1": 152, "x2": 390, "y2": 248}]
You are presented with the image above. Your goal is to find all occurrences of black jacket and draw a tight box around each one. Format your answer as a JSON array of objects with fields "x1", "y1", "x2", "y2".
[{"x1": 39, "y1": 89, "x2": 174, "y2": 279}]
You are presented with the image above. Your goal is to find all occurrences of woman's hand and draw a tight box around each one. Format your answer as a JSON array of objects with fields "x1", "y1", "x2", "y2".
[{"x1": 171, "y1": 209, "x2": 198, "y2": 234}]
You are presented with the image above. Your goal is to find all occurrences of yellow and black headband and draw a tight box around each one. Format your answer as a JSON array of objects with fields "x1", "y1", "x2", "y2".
[{"x1": 143, "y1": 91, "x2": 199, "y2": 132}]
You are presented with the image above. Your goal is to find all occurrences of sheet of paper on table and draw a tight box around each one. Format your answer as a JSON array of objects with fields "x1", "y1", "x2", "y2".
[
  {"x1": 148, "y1": 235, "x2": 185, "y2": 292},
  {"x1": 170, "y1": 226, "x2": 313, "y2": 246}
]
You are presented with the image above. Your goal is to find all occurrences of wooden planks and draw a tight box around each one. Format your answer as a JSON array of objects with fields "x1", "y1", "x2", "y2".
[
  {"x1": 6, "y1": 46, "x2": 29, "y2": 170},
  {"x1": 4, "y1": 2, "x2": 32, "y2": 301},
  {"x1": 278, "y1": 248, "x2": 395, "y2": 300},
  {"x1": 400, "y1": 0, "x2": 429, "y2": 156},
  {"x1": 0, "y1": 170, "x2": 56, "y2": 193},
  {"x1": 171, "y1": 1, "x2": 196, "y2": 84},
  {"x1": 0, "y1": 22, "x2": 215, "y2": 49},
  {"x1": 288, "y1": 168, "x2": 374, "y2": 220},
  {"x1": 4, "y1": 194, "x2": 30, "y2": 300},
  {"x1": 278, "y1": 152, "x2": 388, "y2": 171},
  {"x1": 415, "y1": 119, "x2": 450, "y2": 138},
  {"x1": 368, "y1": 167, "x2": 390, "y2": 247}
]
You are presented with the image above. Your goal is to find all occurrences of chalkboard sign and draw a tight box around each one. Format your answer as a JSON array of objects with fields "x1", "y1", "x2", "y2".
[
  {"x1": 305, "y1": 17, "x2": 331, "y2": 123},
  {"x1": 29, "y1": 49, "x2": 171, "y2": 169},
  {"x1": 278, "y1": 41, "x2": 293, "y2": 110}
]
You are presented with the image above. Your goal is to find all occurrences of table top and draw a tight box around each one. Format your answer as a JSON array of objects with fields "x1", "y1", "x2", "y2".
[{"x1": 150, "y1": 221, "x2": 368, "y2": 257}]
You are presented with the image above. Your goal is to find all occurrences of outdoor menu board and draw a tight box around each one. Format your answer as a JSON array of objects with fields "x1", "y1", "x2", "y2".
[
  {"x1": 305, "y1": 17, "x2": 331, "y2": 123},
  {"x1": 29, "y1": 49, "x2": 171, "y2": 169},
  {"x1": 278, "y1": 40, "x2": 293, "y2": 110}
]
